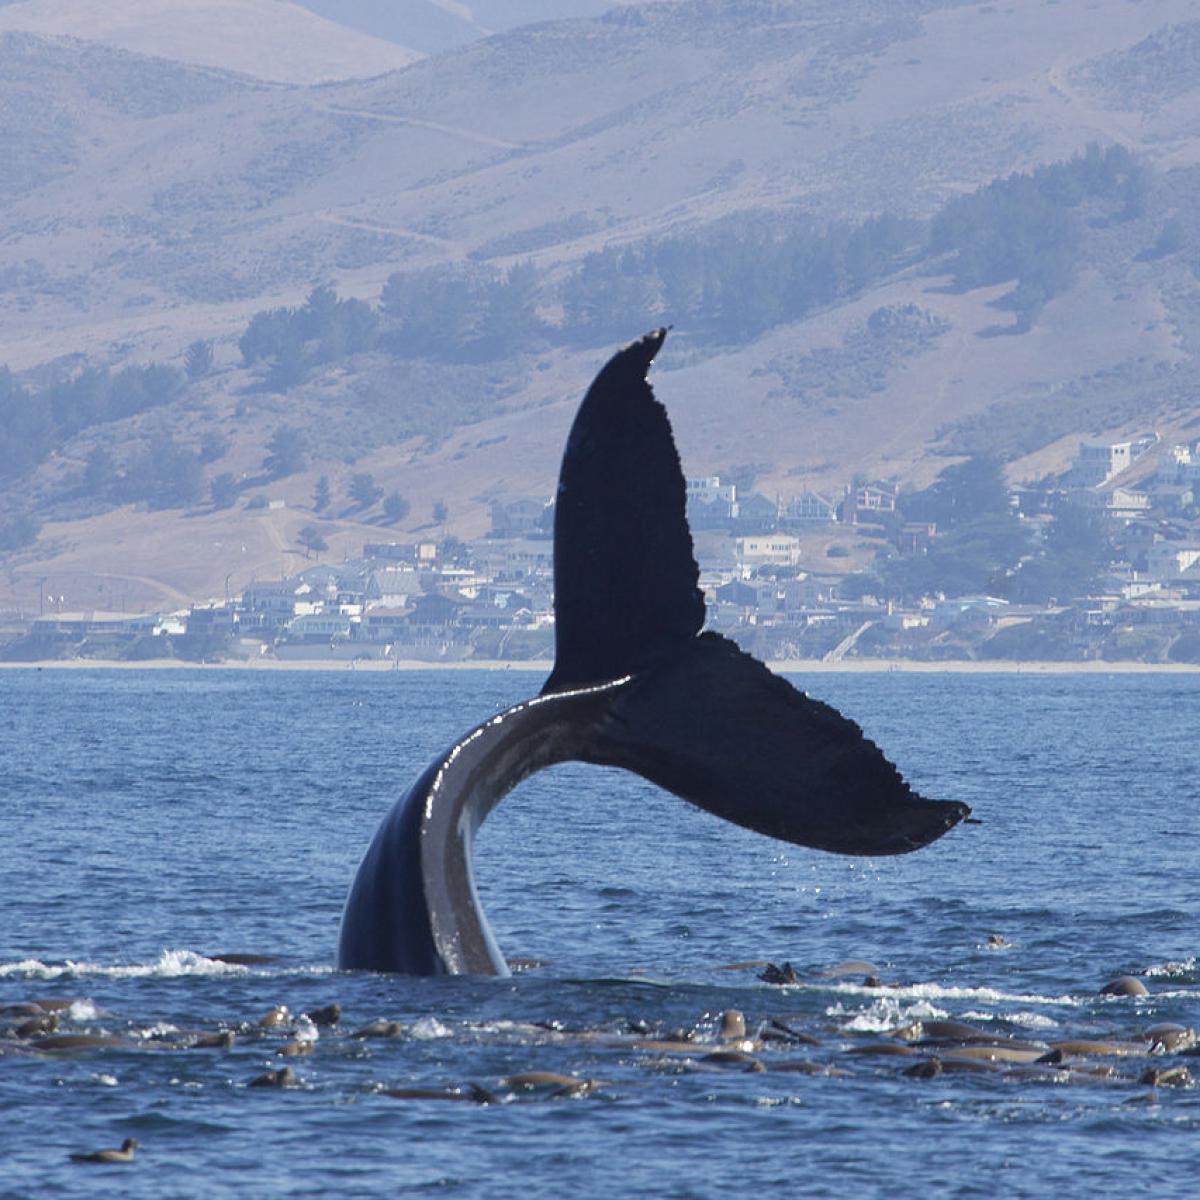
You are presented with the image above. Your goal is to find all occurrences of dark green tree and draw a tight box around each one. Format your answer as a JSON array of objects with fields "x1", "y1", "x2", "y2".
[
  {"x1": 83, "y1": 445, "x2": 116, "y2": 497},
  {"x1": 122, "y1": 433, "x2": 204, "y2": 508},
  {"x1": 263, "y1": 425, "x2": 307, "y2": 479},
  {"x1": 198, "y1": 429, "x2": 229, "y2": 464},
  {"x1": 297, "y1": 525, "x2": 329, "y2": 558},
  {"x1": 383, "y1": 492, "x2": 410, "y2": 523},
  {"x1": 210, "y1": 472, "x2": 239, "y2": 509},
  {"x1": 350, "y1": 472, "x2": 383, "y2": 509},
  {"x1": 0, "y1": 509, "x2": 40, "y2": 551},
  {"x1": 313, "y1": 474, "x2": 331, "y2": 512},
  {"x1": 185, "y1": 339, "x2": 214, "y2": 380}
]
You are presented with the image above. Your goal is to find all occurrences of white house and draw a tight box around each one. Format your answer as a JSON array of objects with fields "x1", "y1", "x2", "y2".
[{"x1": 736, "y1": 534, "x2": 802, "y2": 567}]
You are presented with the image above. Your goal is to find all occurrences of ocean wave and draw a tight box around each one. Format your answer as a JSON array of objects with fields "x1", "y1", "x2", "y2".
[
  {"x1": 819, "y1": 979, "x2": 1082, "y2": 1009},
  {"x1": 0, "y1": 949, "x2": 334, "y2": 980},
  {"x1": 829, "y1": 996, "x2": 949, "y2": 1032},
  {"x1": 961, "y1": 1009, "x2": 1060, "y2": 1029},
  {"x1": 1142, "y1": 958, "x2": 1196, "y2": 980}
]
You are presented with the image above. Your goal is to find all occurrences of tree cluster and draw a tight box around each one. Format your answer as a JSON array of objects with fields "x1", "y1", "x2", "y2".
[
  {"x1": 0, "y1": 361, "x2": 182, "y2": 484},
  {"x1": 560, "y1": 215, "x2": 919, "y2": 345},
  {"x1": 239, "y1": 284, "x2": 379, "y2": 391},
  {"x1": 81, "y1": 432, "x2": 205, "y2": 509},
  {"x1": 379, "y1": 262, "x2": 545, "y2": 361},
  {"x1": 930, "y1": 143, "x2": 1146, "y2": 328}
]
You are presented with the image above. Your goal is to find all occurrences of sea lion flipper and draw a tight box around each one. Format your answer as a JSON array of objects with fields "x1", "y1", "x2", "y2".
[
  {"x1": 543, "y1": 329, "x2": 705, "y2": 695},
  {"x1": 586, "y1": 632, "x2": 969, "y2": 856}
]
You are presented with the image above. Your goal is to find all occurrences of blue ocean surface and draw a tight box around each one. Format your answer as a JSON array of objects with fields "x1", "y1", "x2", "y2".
[{"x1": 1, "y1": 667, "x2": 1197, "y2": 1198}]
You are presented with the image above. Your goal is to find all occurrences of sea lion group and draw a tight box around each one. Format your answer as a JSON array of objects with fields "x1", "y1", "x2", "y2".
[{"x1": 2, "y1": 950, "x2": 1194, "y2": 1172}]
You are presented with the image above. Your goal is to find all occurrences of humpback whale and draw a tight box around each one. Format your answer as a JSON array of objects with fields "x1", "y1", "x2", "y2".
[{"x1": 337, "y1": 329, "x2": 970, "y2": 975}]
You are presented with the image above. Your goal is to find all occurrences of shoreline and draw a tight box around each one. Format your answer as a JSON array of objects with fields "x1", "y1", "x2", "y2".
[{"x1": 2, "y1": 656, "x2": 1199, "y2": 674}]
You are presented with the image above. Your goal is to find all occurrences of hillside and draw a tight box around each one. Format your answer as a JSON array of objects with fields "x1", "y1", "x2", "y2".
[
  {"x1": 3, "y1": 0, "x2": 1200, "y2": 614},
  {"x1": 293, "y1": 1, "x2": 648, "y2": 55},
  {"x1": 0, "y1": 0, "x2": 420, "y2": 83}
]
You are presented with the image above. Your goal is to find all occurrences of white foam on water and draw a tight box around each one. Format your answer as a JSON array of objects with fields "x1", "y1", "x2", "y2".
[
  {"x1": 818, "y1": 979, "x2": 1082, "y2": 1009},
  {"x1": 410, "y1": 1016, "x2": 453, "y2": 1040},
  {"x1": 136, "y1": 1023, "x2": 180, "y2": 1040},
  {"x1": 90, "y1": 1073, "x2": 118, "y2": 1087},
  {"x1": 1142, "y1": 958, "x2": 1196, "y2": 979},
  {"x1": 0, "y1": 950, "x2": 335, "y2": 980},
  {"x1": 67, "y1": 1000, "x2": 100, "y2": 1021},
  {"x1": 293, "y1": 1015, "x2": 319, "y2": 1043},
  {"x1": 962, "y1": 1009, "x2": 1060, "y2": 1029},
  {"x1": 829, "y1": 995, "x2": 949, "y2": 1032}
]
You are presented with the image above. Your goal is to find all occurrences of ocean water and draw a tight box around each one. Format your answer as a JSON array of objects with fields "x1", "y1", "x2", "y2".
[{"x1": 1, "y1": 667, "x2": 1197, "y2": 1198}]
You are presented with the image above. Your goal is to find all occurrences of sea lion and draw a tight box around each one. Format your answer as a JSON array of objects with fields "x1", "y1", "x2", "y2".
[
  {"x1": 248, "y1": 1066, "x2": 295, "y2": 1088},
  {"x1": 337, "y1": 331, "x2": 969, "y2": 975},
  {"x1": 383, "y1": 1084, "x2": 494, "y2": 1104},
  {"x1": 903, "y1": 1057, "x2": 943, "y2": 1079},
  {"x1": 69, "y1": 1137, "x2": 139, "y2": 1165},
  {"x1": 189, "y1": 1030, "x2": 236, "y2": 1050},
  {"x1": 1139, "y1": 1066, "x2": 1190, "y2": 1088},
  {"x1": 15, "y1": 1014, "x2": 59, "y2": 1038},
  {"x1": 351, "y1": 1020, "x2": 403, "y2": 1039},
  {"x1": 719, "y1": 1010, "x2": 747, "y2": 1040},
  {"x1": 821, "y1": 960, "x2": 881, "y2": 979},
  {"x1": 304, "y1": 1004, "x2": 341, "y2": 1027},
  {"x1": 33, "y1": 1035, "x2": 132, "y2": 1051},
  {"x1": 759, "y1": 963, "x2": 800, "y2": 985},
  {"x1": 1099, "y1": 976, "x2": 1149, "y2": 997}
]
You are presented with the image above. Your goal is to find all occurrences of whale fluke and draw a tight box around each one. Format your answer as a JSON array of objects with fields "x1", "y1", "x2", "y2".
[
  {"x1": 337, "y1": 330, "x2": 970, "y2": 975},
  {"x1": 544, "y1": 328, "x2": 704, "y2": 694}
]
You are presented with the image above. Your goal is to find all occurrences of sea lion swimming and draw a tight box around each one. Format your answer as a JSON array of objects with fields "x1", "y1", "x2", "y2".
[
  {"x1": 69, "y1": 1137, "x2": 139, "y2": 1165},
  {"x1": 337, "y1": 329, "x2": 970, "y2": 975}
]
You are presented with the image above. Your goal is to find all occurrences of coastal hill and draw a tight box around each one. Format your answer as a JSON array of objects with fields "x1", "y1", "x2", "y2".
[
  {"x1": 3, "y1": 0, "x2": 1200, "y2": 613},
  {"x1": 0, "y1": 0, "x2": 421, "y2": 82}
]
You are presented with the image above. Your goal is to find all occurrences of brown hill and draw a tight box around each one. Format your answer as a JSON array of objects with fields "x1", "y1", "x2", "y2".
[
  {"x1": 0, "y1": 0, "x2": 421, "y2": 83},
  {"x1": 3, "y1": 0, "x2": 1200, "y2": 613}
]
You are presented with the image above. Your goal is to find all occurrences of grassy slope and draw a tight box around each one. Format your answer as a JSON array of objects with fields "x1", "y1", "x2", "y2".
[
  {"x1": 0, "y1": 0, "x2": 420, "y2": 82},
  {"x1": 3, "y1": 0, "x2": 1200, "y2": 610}
]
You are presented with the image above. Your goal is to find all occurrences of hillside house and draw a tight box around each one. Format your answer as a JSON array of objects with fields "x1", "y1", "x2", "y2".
[
  {"x1": 736, "y1": 533, "x2": 801, "y2": 567},
  {"x1": 489, "y1": 497, "x2": 548, "y2": 537},
  {"x1": 1084, "y1": 487, "x2": 1151, "y2": 520},
  {"x1": 1147, "y1": 542, "x2": 1200, "y2": 581},
  {"x1": 899, "y1": 522, "x2": 937, "y2": 553},
  {"x1": 241, "y1": 581, "x2": 320, "y2": 630},
  {"x1": 843, "y1": 482, "x2": 897, "y2": 523},
  {"x1": 285, "y1": 613, "x2": 354, "y2": 642},
  {"x1": 363, "y1": 542, "x2": 415, "y2": 563},
  {"x1": 366, "y1": 566, "x2": 421, "y2": 606},
  {"x1": 733, "y1": 492, "x2": 780, "y2": 533},
  {"x1": 780, "y1": 492, "x2": 837, "y2": 526},
  {"x1": 358, "y1": 607, "x2": 414, "y2": 642},
  {"x1": 1070, "y1": 434, "x2": 1158, "y2": 487},
  {"x1": 686, "y1": 476, "x2": 739, "y2": 530}
]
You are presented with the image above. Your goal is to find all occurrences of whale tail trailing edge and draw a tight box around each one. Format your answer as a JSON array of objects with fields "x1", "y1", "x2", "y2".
[
  {"x1": 583, "y1": 631, "x2": 967, "y2": 856},
  {"x1": 546, "y1": 327, "x2": 968, "y2": 855}
]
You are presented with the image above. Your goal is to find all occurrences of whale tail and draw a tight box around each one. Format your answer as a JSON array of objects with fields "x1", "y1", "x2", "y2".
[
  {"x1": 544, "y1": 328, "x2": 968, "y2": 855},
  {"x1": 338, "y1": 330, "x2": 968, "y2": 976}
]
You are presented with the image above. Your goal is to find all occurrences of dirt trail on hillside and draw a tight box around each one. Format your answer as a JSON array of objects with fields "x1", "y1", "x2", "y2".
[{"x1": 312, "y1": 103, "x2": 532, "y2": 152}]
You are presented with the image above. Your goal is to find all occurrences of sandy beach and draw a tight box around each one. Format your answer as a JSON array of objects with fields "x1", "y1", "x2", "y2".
[{"x1": 2, "y1": 656, "x2": 1198, "y2": 674}]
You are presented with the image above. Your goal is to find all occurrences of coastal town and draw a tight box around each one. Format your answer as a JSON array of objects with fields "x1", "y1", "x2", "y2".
[{"x1": 6, "y1": 430, "x2": 1200, "y2": 667}]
